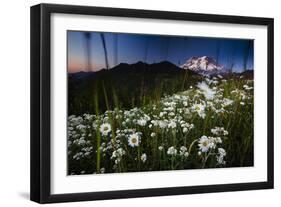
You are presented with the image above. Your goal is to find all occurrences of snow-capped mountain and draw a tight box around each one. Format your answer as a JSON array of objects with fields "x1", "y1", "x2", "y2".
[{"x1": 181, "y1": 56, "x2": 224, "y2": 75}]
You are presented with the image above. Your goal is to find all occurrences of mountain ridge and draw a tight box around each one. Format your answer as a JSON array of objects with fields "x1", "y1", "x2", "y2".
[
  {"x1": 69, "y1": 58, "x2": 253, "y2": 79},
  {"x1": 69, "y1": 61, "x2": 197, "y2": 79},
  {"x1": 180, "y1": 56, "x2": 224, "y2": 75}
]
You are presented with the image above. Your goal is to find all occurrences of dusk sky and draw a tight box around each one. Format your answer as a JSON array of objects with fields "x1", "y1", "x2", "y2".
[{"x1": 67, "y1": 31, "x2": 254, "y2": 73}]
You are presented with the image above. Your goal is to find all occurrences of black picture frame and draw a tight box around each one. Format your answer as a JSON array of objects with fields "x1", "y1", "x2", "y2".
[{"x1": 30, "y1": 3, "x2": 274, "y2": 204}]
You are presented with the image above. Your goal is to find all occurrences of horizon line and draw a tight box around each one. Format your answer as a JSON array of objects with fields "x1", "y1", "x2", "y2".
[{"x1": 68, "y1": 59, "x2": 254, "y2": 74}]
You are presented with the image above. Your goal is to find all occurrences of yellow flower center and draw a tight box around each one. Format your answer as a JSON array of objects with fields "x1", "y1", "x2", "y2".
[
  {"x1": 202, "y1": 141, "x2": 208, "y2": 147},
  {"x1": 131, "y1": 137, "x2": 137, "y2": 144}
]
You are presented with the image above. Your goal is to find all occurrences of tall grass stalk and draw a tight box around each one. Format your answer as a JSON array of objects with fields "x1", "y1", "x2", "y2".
[{"x1": 94, "y1": 89, "x2": 101, "y2": 173}]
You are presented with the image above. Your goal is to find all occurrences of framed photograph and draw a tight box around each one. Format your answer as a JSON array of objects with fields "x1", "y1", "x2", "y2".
[{"x1": 30, "y1": 3, "x2": 274, "y2": 203}]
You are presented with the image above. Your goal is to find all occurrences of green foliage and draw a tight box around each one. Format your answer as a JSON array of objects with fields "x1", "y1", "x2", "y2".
[{"x1": 68, "y1": 63, "x2": 201, "y2": 115}]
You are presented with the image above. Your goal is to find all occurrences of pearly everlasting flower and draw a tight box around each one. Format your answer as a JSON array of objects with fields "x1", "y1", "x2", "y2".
[
  {"x1": 141, "y1": 153, "x2": 147, "y2": 163},
  {"x1": 137, "y1": 119, "x2": 147, "y2": 126},
  {"x1": 218, "y1": 148, "x2": 226, "y2": 157},
  {"x1": 151, "y1": 132, "x2": 156, "y2": 137},
  {"x1": 243, "y1": 84, "x2": 253, "y2": 90},
  {"x1": 215, "y1": 137, "x2": 222, "y2": 144},
  {"x1": 92, "y1": 122, "x2": 98, "y2": 129},
  {"x1": 99, "y1": 123, "x2": 111, "y2": 136},
  {"x1": 222, "y1": 98, "x2": 234, "y2": 107},
  {"x1": 100, "y1": 167, "x2": 105, "y2": 174},
  {"x1": 128, "y1": 133, "x2": 140, "y2": 147},
  {"x1": 158, "y1": 146, "x2": 164, "y2": 151},
  {"x1": 159, "y1": 120, "x2": 167, "y2": 129},
  {"x1": 184, "y1": 152, "x2": 189, "y2": 157},
  {"x1": 180, "y1": 146, "x2": 187, "y2": 153},
  {"x1": 211, "y1": 127, "x2": 228, "y2": 136},
  {"x1": 77, "y1": 124, "x2": 86, "y2": 130},
  {"x1": 217, "y1": 156, "x2": 225, "y2": 165},
  {"x1": 168, "y1": 121, "x2": 177, "y2": 129},
  {"x1": 213, "y1": 80, "x2": 218, "y2": 85},
  {"x1": 180, "y1": 146, "x2": 188, "y2": 157},
  {"x1": 167, "y1": 146, "x2": 177, "y2": 156},
  {"x1": 216, "y1": 148, "x2": 226, "y2": 165},
  {"x1": 111, "y1": 148, "x2": 126, "y2": 164},
  {"x1": 168, "y1": 112, "x2": 175, "y2": 117}
]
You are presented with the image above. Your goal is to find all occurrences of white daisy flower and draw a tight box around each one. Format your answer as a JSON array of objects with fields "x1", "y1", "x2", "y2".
[
  {"x1": 198, "y1": 135, "x2": 211, "y2": 152},
  {"x1": 99, "y1": 123, "x2": 111, "y2": 136},
  {"x1": 128, "y1": 133, "x2": 140, "y2": 147},
  {"x1": 197, "y1": 81, "x2": 216, "y2": 100},
  {"x1": 192, "y1": 103, "x2": 206, "y2": 118}
]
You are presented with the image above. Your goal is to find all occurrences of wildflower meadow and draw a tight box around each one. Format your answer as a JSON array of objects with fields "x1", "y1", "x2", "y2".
[{"x1": 67, "y1": 76, "x2": 254, "y2": 175}]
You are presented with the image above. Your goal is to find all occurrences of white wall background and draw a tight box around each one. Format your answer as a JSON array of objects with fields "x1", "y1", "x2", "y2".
[{"x1": 0, "y1": 0, "x2": 279, "y2": 206}]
